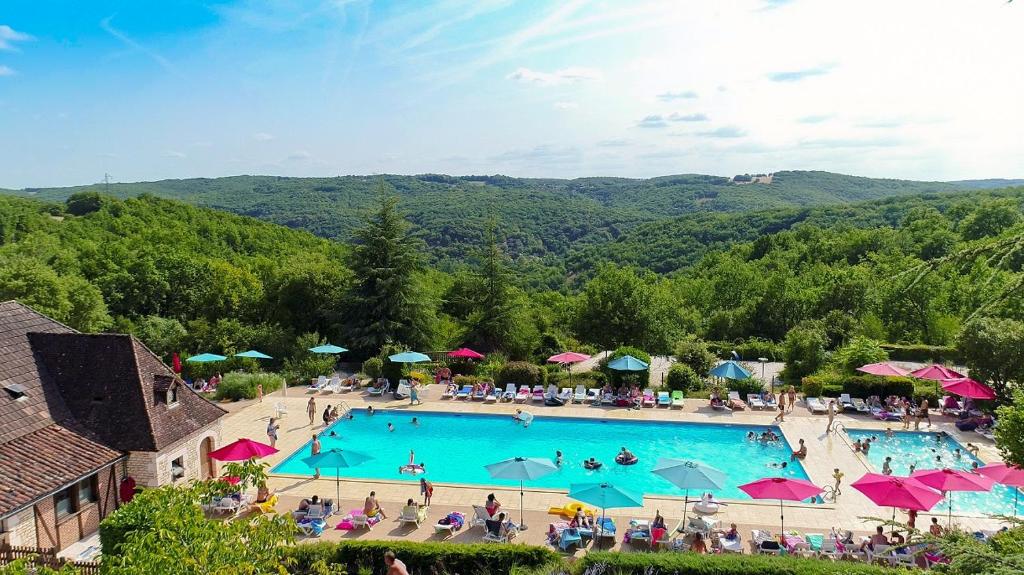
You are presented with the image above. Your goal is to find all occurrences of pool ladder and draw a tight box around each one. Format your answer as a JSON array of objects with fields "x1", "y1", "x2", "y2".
[{"x1": 337, "y1": 401, "x2": 352, "y2": 416}]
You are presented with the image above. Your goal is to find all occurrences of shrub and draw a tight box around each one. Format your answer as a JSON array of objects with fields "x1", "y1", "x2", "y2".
[
  {"x1": 496, "y1": 361, "x2": 546, "y2": 387},
  {"x1": 673, "y1": 339, "x2": 717, "y2": 376},
  {"x1": 214, "y1": 373, "x2": 283, "y2": 401},
  {"x1": 453, "y1": 374, "x2": 481, "y2": 387},
  {"x1": 881, "y1": 343, "x2": 959, "y2": 363},
  {"x1": 800, "y1": 373, "x2": 915, "y2": 400},
  {"x1": 665, "y1": 363, "x2": 701, "y2": 392},
  {"x1": 832, "y1": 336, "x2": 888, "y2": 374},
  {"x1": 729, "y1": 377, "x2": 767, "y2": 397},
  {"x1": 705, "y1": 338, "x2": 782, "y2": 361},
  {"x1": 781, "y1": 323, "x2": 827, "y2": 384},
  {"x1": 572, "y1": 550, "x2": 895, "y2": 575},
  {"x1": 361, "y1": 357, "x2": 383, "y2": 380},
  {"x1": 548, "y1": 371, "x2": 605, "y2": 388},
  {"x1": 284, "y1": 540, "x2": 559, "y2": 575}
]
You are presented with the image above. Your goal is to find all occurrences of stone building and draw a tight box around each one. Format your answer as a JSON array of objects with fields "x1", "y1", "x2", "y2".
[{"x1": 0, "y1": 301, "x2": 225, "y2": 551}]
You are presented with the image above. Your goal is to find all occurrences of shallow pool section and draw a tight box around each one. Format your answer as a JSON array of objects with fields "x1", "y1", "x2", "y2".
[
  {"x1": 272, "y1": 409, "x2": 808, "y2": 499},
  {"x1": 848, "y1": 429, "x2": 1021, "y2": 516}
]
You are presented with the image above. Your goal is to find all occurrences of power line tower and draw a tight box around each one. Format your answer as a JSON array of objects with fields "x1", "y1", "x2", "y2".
[{"x1": 103, "y1": 173, "x2": 111, "y2": 194}]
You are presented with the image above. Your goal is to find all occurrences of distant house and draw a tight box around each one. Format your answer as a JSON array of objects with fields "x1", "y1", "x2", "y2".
[{"x1": 0, "y1": 301, "x2": 226, "y2": 551}]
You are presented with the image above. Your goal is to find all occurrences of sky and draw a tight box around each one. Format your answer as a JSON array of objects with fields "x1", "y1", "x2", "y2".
[{"x1": 1, "y1": 0, "x2": 1022, "y2": 188}]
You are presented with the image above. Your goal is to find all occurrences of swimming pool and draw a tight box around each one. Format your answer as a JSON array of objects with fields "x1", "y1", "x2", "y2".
[
  {"x1": 272, "y1": 409, "x2": 809, "y2": 499},
  {"x1": 847, "y1": 429, "x2": 1021, "y2": 516}
]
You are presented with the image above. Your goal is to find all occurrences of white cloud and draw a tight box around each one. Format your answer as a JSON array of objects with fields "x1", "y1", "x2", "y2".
[
  {"x1": 506, "y1": 66, "x2": 602, "y2": 86},
  {"x1": 656, "y1": 90, "x2": 698, "y2": 101},
  {"x1": 253, "y1": 132, "x2": 274, "y2": 141},
  {"x1": 0, "y1": 25, "x2": 33, "y2": 51},
  {"x1": 553, "y1": 101, "x2": 578, "y2": 110},
  {"x1": 0, "y1": 65, "x2": 14, "y2": 77},
  {"x1": 164, "y1": 150, "x2": 186, "y2": 159},
  {"x1": 286, "y1": 150, "x2": 312, "y2": 161}
]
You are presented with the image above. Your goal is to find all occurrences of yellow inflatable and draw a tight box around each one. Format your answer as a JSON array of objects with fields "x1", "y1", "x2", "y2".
[{"x1": 547, "y1": 502, "x2": 595, "y2": 518}]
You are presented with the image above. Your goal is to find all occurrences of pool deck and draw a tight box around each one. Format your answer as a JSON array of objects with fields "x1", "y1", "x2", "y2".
[{"x1": 220, "y1": 385, "x2": 1009, "y2": 551}]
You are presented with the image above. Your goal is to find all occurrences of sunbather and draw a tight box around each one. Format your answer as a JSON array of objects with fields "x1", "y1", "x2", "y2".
[
  {"x1": 364, "y1": 491, "x2": 387, "y2": 519},
  {"x1": 652, "y1": 510, "x2": 666, "y2": 530},
  {"x1": 571, "y1": 508, "x2": 593, "y2": 529},
  {"x1": 297, "y1": 495, "x2": 320, "y2": 512},
  {"x1": 690, "y1": 532, "x2": 708, "y2": 553},
  {"x1": 859, "y1": 526, "x2": 889, "y2": 552},
  {"x1": 485, "y1": 493, "x2": 501, "y2": 517},
  {"x1": 790, "y1": 438, "x2": 807, "y2": 461},
  {"x1": 485, "y1": 512, "x2": 516, "y2": 541}
]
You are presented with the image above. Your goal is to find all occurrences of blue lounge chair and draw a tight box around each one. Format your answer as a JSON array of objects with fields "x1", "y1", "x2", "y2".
[
  {"x1": 456, "y1": 385, "x2": 472, "y2": 400},
  {"x1": 559, "y1": 527, "x2": 583, "y2": 551}
]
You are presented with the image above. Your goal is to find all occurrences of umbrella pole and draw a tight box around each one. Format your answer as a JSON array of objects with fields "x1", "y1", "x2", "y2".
[
  {"x1": 682, "y1": 491, "x2": 689, "y2": 531},
  {"x1": 519, "y1": 479, "x2": 528, "y2": 530},
  {"x1": 336, "y1": 469, "x2": 340, "y2": 503},
  {"x1": 780, "y1": 499, "x2": 785, "y2": 534},
  {"x1": 598, "y1": 507, "x2": 606, "y2": 551},
  {"x1": 947, "y1": 492, "x2": 953, "y2": 528}
]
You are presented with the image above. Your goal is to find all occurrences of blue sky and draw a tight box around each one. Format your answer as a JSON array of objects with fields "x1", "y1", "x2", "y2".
[{"x1": 1, "y1": 0, "x2": 1022, "y2": 188}]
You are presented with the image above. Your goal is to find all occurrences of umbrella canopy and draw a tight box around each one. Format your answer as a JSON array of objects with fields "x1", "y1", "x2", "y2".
[
  {"x1": 448, "y1": 347, "x2": 485, "y2": 360},
  {"x1": 978, "y1": 463, "x2": 1024, "y2": 487},
  {"x1": 485, "y1": 457, "x2": 558, "y2": 530},
  {"x1": 941, "y1": 377, "x2": 996, "y2": 400},
  {"x1": 910, "y1": 364, "x2": 965, "y2": 381},
  {"x1": 739, "y1": 477, "x2": 822, "y2": 532},
  {"x1": 208, "y1": 438, "x2": 279, "y2": 461},
  {"x1": 308, "y1": 344, "x2": 347, "y2": 354},
  {"x1": 547, "y1": 352, "x2": 591, "y2": 364},
  {"x1": 652, "y1": 458, "x2": 727, "y2": 526},
  {"x1": 709, "y1": 360, "x2": 752, "y2": 380},
  {"x1": 851, "y1": 473, "x2": 944, "y2": 511},
  {"x1": 607, "y1": 355, "x2": 650, "y2": 371},
  {"x1": 389, "y1": 351, "x2": 431, "y2": 363},
  {"x1": 912, "y1": 468, "x2": 995, "y2": 492},
  {"x1": 569, "y1": 482, "x2": 645, "y2": 510},
  {"x1": 485, "y1": 457, "x2": 559, "y2": 481},
  {"x1": 235, "y1": 349, "x2": 272, "y2": 359},
  {"x1": 302, "y1": 448, "x2": 375, "y2": 501},
  {"x1": 186, "y1": 352, "x2": 227, "y2": 363},
  {"x1": 856, "y1": 363, "x2": 910, "y2": 377}
]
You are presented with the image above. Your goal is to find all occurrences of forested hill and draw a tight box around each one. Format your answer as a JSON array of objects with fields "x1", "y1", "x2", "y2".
[{"x1": 4, "y1": 171, "x2": 1017, "y2": 268}]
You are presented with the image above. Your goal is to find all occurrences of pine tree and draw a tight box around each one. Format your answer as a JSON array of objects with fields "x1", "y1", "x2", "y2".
[{"x1": 464, "y1": 218, "x2": 516, "y2": 351}]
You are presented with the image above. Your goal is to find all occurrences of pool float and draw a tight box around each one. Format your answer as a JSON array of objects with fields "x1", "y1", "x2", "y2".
[
  {"x1": 547, "y1": 502, "x2": 595, "y2": 518},
  {"x1": 398, "y1": 464, "x2": 426, "y2": 475},
  {"x1": 615, "y1": 454, "x2": 639, "y2": 465}
]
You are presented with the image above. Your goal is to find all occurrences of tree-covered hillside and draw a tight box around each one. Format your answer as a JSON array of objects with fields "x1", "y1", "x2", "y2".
[{"x1": 5, "y1": 171, "x2": 1014, "y2": 280}]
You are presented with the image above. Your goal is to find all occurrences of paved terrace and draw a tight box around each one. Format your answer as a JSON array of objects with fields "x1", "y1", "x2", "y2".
[{"x1": 219, "y1": 384, "x2": 1007, "y2": 553}]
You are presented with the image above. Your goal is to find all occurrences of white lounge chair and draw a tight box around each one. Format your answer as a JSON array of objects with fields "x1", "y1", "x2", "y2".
[
  {"x1": 502, "y1": 383, "x2": 516, "y2": 402},
  {"x1": 719, "y1": 533, "x2": 743, "y2": 553},
  {"x1": 441, "y1": 384, "x2": 456, "y2": 399},
  {"x1": 727, "y1": 391, "x2": 747, "y2": 410},
  {"x1": 485, "y1": 386, "x2": 497, "y2": 403},
  {"x1": 867, "y1": 543, "x2": 893, "y2": 564},
  {"x1": 515, "y1": 385, "x2": 530, "y2": 402},
  {"x1": 212, "y1": 496, "x2": 242, "y2": 516},
  {"x1": 600, "y1": 392, "x2": 615, "y2": 405},
  {"x1": 642, "y1": 388, "x2": 655, "y2": 407},
  {"x1": 839, "y1": 393, "x2": 856, "y2": 412},
  {"x1": 764, "y1": 395, "x2": 778, "y2": 410},
  {"x1": 657, "y1": 391, "x2": 671, "y2": 407},
  {"x1": 573, "y1": 385, "x2": 586, "y2": 403},
  {"x1": 469, "y1": 505, "x2": 493, "y2": 528},
  {"x1": 818, "y1": 536, "x2": 844, "y2": 561},
  {"x1": 337, "y1": 377, "x2": 354, "y2": 393},
  {"x1": 748, "y1": 394, "x2": 765, "y2": 409},
  {"x1": 482, "y1": 522, "x2": 516, "y2": 543},
  {"x1": 806, "y1": 397, "x2": 828, "y2": 414},
  {"x1": 671, "y1": 391, "x2": 685, "y2": 408},
  {"x1": 852, "y1": 397, "x2": 870, "y2": 413},
  {"x1": 531, "y1": 385, "x2": 545, "y2": 402},
  {"x1": 586, "y1": 388, "x2": 600, "y2": 404},
  {"x1": 558, "y1": 387, "x2": 572, "y2": 402},
  {"x1": 544, "y1": 384, "x2": 558, "y2": 400},
  {"x1": 397, "y1": 505, "x2": 428, "y2": 528},
  {"x1": 472, "y1": 385, "x2": 486, "y2": 401},
  {"x1": 751, "y1": 529, "x2": 782, "y2": 555},
  {"x1": 308, "y1": 375, "x2": 328, "y2": 393},
  {"x1": 367, "y1": 381, "x2": 389, "y2": 396}
]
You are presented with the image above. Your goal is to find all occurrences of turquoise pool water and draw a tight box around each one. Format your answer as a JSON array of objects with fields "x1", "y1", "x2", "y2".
[
  {"x1": 848, "y1": 429, "x2": 1021, "y2": 516},
  {"x1": 272, "y1": 409, "x2": 809, "y2": 499}
]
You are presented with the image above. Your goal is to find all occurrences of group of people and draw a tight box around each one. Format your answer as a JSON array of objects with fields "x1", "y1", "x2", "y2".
[
  {"x1": 576, "y1": 447, "x2": 638, "y2": 471},
  {"x1": 599, "y1": 384, "x2": 645, "y2": 408},
  {"x1": 305, "y1": 396, "x2": 354, "y2": 427}
]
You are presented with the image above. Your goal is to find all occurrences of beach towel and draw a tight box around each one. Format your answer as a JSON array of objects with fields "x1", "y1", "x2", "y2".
[{"x1": 437, "y1": 512, "x2": 465, "y2": 530}]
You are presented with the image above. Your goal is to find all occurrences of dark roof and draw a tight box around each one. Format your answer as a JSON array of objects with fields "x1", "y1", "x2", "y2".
[
  {"x1": 0, "y1": 301, "x2": 226, "y2": 516},
  {"x1": 0, "y1": 424, "x2": 123, "y2": 515}
]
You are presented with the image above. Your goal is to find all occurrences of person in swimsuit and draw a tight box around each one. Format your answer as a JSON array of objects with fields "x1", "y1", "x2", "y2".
[{"x1": 266, "y1": 418, "x2": 279, "y2": 448}]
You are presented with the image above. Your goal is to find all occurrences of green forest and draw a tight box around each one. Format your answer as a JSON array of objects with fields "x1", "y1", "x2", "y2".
[{"x1": 2, "y1": 176, "x2": 1024, "y2": 400}]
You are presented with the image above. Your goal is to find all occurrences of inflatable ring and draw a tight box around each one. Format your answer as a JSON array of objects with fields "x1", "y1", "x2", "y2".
[
  {"x1": 615, "y1": 456, "x2": 639, "y2": 466},
  {"x1": 547, "y1": 502, "x2": 595, "y2": 518},
  {"x1": 398, "y1": 465, "x2": 425, "y2": 475}
]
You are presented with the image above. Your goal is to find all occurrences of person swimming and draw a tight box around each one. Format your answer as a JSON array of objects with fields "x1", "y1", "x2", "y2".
[
  {"x1": 555, "y1": 450, "x2": 563, "y2": 466},
  {"x1": 411, "y1": 417, "x2": 419, "y2": 426},
  {"x1": 584, "y1": 457, "x2": 603, "y2": 470},
  {"x1": 329, "y1": 430, "x2": 338, "y2": 438},
  {"x1": 746, "y1": 431, "x2": 756, "y2": 440},
  {"x1": 387, "y1": 422, "x2": 395, "y2": 432},
  {"x1": 615, "y1": 447, "x2": 638, "y2": 465},
  {"x1": 768, "y1": 461, "x2": 788, "y2": 469},
  {"x1": 367, "y1": 405, "x2": 375, "y2": 416},
  {"x1": 398, "y1": 449, "x2": 426, "y2": 474}
]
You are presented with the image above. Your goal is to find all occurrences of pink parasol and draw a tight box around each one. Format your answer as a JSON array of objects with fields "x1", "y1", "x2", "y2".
[
  {"x1": 941, "y1": 377, "x2": 996, "y2": 400},
  {"x1": 856, "y1": 362, "x2": 910, "y2": 377},
  {"x1": 208, "y1": 438, "x2": 279, "y2": 461},
  {"x1": 739, "y1": 477, "x2": 823, "y2": 532},
  {"x1": 912, "y1": 468, "x2": 995, "y2": 525},
  {"x1": 851, "y1": 473, "x2": 943, "y2": 511},
  {"x1": 547, "y1": 352, "x2": 591, "y2": 364},
  {"x1": 448, "y1": 347, "x2": 485, "y2": 360},
  {"x1": 978, "y1": 462, "x2": 1024, "y2": 516},
  {"x1": 910, "y1": 364, "x2": 964, "y2": 381}
]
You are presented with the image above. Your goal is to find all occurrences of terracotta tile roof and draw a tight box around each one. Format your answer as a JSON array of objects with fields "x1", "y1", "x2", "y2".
[
  {"x1": 0, "y1": 424, "x2": 123, "y2": 516},
  {"x1": 0, "y1": 301, "x2": 226, "y2": 516}
]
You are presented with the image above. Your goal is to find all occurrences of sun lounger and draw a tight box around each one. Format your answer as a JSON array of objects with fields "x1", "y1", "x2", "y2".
[
  {"x1": 671, "y1": 390, "x2": 684, "y2": 408},
  {"x1": 397, "y1": 504, "x2": 428, "y2": 527},
  {"x1": 472, "y1": 386, "x2": 486, "y2": 400},
  {"x1": 482, "y1": 519, "x2": 517, "y2": 543},
  {"x1": 251, "y1": 494, "x2": 279, "y2": 515},
  {"x1": 710, "y1": 394, "x2": 728, "y2": 411},
  {"x1": 514, "y1": 385, "x2": 530, "y2": 402},
  {"x1": 558, "y1": 527, "x2": 583, "y2": 551},
  {"x1": 764, "y1": 394, "x2": 778, "y2": 410},
  {"x1": 456, "y1": 385, "x2": 472, "y2": 400},
  {"x1": 625, "y1": 519, "x2": 652, "y2": 546},
  {"x1": 367, "y1": 381, "x2": 389, "y2": 396},
  {"x1": 441, "y1": 384, "x2": 456, "y2": 399},
  {"x1": 593, "y1": 517, "x2": 616, "y2": 540},
  {"x1": 320, "y1": 375, "x2": 339, "y2": 394},
  {"x1": 532, "y1": 385, "x2": 545, "y2": 402},
  {"x1": 485, "y1": 387, "x2": 497, "y2": 403},
  {"x1": 587, "y1": 389, "x2": 600, "y2": 405},
  {"x1": 748, "y1": 394, "x2": 765, "y2": 409},
  {"x1": 642, "y1": 388, "x2": 655, "y2": 407},
  {"x1": 297, "y1": 517, "x2": 326, "y2": 537},
  {"x1": 559, "y1": 387, "x2": 572, "y2": 402},
  {"x1": 852, "y1": 398, "x2": 870, "y2": 413},
  {"x1": 600, "y1": 392, "x2": 615, "y2": 405},
  {"x1": 573, "y1": 385, "x2": 587, "y2": 403},
  {"x1": 806, "y1": 396, "x2": 827, "y2": 414},
  {"x1": 818, "y1": 536, "x2": 844, "y2": 560},
  {"x1": 727, "y1": 391, "x2": 747, "y2": 410},
  {"x1": 751, "y1": 529, "x2": 782, "y2": 555},
  {"x1": 684, "y1": 516, "x2": 717, "y2": 535},
  {"x1": 308, "y1": 375, "x2": 328, "y2": 393},
  {"x1": 657, "y1": 391, "x2": 671, "y2": 406},
  {"x1": 336, "y1": 377, "x2": 354, "y2": 393},
  {"x1": 469, "y1": 505, "x2": 494, "y2": 528},
  {"x1": 502, "y1": 383, "x2": 516, "y2": 401},
  {"x1": 870, "y1": 407, "x2": 901, "y2": 421},
  {"x1": 433, "y1": 511, "x2": 465, "y2": 536},
  {"x1": 719, "y1": 533, "x2": 743, "y2": 553},
  {"x1": 839, "y1": 393, "x2": 856, "y2": 412},
  {"x1": 212, "y1": 496, "x2": 243, "y2": 516}
]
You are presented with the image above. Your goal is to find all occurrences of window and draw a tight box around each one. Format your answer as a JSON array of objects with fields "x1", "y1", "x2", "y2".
[
  {"x1": 77, "y1": 476, "x2": 97, "y2": 506},
  {"x1": 54, "y1": 487, "x2": 74, "y2": 517},
  {"x1": 171, "y1": 456, "x2": 185, "y2": 481},
  {"x1": 167, "y1": 385, "x2": 178, "y2": 405}
]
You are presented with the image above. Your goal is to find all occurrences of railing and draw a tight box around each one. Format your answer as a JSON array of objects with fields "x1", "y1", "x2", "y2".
[{"x1": 0, "y1": 543, "x2": 100, "y2": 574}]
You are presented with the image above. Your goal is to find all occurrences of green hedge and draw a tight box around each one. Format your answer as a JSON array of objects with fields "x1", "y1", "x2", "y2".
[
  {"x1": 496, "y1": 361, "x2": 547, "y2": 387},
  {"x1": 881, "y1": 343, "x2": 958, "y2": 363},
  {"x1": 800, "y1": 373, "x2": 931, "y2": 401},
  {"x1": 283, "y1": 540, "x2": 559, "y2": 575},
  {"x1": 547, "y1": 371, "x2": 606, "y2": 388},
  {"x1": 213, "y1": 372, "x2": 283, "y2": 401},
  {"x1": 572, "y1": 551, "x2": 902, "y2": 575}
]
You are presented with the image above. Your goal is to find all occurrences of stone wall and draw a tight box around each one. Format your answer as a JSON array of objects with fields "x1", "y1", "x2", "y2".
[
  {"x1": 127, "y1": 420, "x2": 223, "y2": 487},
  {"x1": 1, "y1": 508, "x2": 37, "y2": 547}
]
